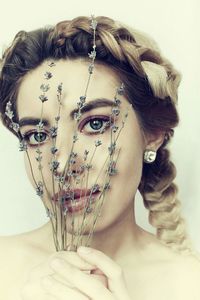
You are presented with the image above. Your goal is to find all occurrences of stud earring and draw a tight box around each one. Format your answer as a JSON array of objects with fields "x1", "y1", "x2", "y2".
[{"x1": 143, "y1": 149, "x2": 157, "y2": 163}]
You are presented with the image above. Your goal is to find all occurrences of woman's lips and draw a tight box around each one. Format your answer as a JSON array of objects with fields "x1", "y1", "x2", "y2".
[
  {"x1": 51, "y1": 189, "x2": 101, "y2": 213},
  {"x1": 64, "y1": 192, "x2": 100, "y2": 213}
]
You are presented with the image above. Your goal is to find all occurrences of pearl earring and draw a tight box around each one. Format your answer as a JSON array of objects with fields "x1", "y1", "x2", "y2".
[{"x1": 143, "y1": 149, "x2": 157, "y2": 163}]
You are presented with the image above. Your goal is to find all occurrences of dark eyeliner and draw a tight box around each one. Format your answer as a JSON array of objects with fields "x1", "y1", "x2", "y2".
[
  {"x1": 78, "y1": 115, "x2": 113, "y2": 134},
  {"x1": 23, "y1": 130, "x2": 48, "y2": 147}
]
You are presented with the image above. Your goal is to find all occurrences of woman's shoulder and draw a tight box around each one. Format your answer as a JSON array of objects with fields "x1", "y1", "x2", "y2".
[
  {"x1": 0, "y1": 235, "x2": 30, "y2": 299},
  {"x1": 0, "y1": 234, "x2": 22, "y2": 256},
  {"x1": 134, "y1": 232, "x2": 200, "y2": 297},
  {"x1": 0, "y1": 233, "x2": 50, "y2": 300},
  {"x1": 147, "y1": 237, "x2": 200, "y2": 272},
  {"x1": 0, "y1": 231, "x2": 50, "y2": 272},
  {"x1": 0, "y1": 232, "x2": 31, "y2": 253},
  {"x1": 165, "y1": 253, "x2": 200, "y2": 299},
  {"x1": 149, "y1": 241, "x2": 200, "y2": 298},
  {"x1": 124, "y1": 237, "x2": 200, "y2": 300},
  {"x1": 0, "y1": 234, "x2": 34, "y2": 271}
]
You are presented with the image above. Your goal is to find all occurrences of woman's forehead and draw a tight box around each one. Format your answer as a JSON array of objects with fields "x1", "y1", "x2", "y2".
[
  {"x1": 19, "y1": 59, "x2": 119, "y2": 86},
  {"x1": 17, "y1": 59, "x2": 123, "y2": 119}
]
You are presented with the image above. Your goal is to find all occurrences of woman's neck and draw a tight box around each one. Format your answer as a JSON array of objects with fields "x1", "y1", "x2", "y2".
[{"x1": 32, "y1": 205, "x2": 155, "y2": 267}]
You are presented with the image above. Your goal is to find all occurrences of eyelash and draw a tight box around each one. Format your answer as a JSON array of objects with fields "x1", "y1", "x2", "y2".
[{"x1": 23, "y1": 115, "x2": 114, "y2": 147}]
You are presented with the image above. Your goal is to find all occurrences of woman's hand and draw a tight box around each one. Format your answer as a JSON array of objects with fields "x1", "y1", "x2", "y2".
[
  {"x1": 41, "y1": 246, "x2": 132, "y2": 300},
  {"x1": 20, "y1": 249, "x2": 99, "y2": 300}
]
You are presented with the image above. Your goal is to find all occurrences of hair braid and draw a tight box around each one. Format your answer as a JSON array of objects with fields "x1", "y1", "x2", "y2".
[
  {"x1": 53, "y1": 17, "x2": 181, "y2": 106},
  {"x1": 139, "y1": 146, "x2": 194, "y2": 254}
]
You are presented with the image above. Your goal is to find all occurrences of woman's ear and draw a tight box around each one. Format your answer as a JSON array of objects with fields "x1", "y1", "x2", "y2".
[{"x1": 143, "y1": 130, "x2": 166, "y2": 151}]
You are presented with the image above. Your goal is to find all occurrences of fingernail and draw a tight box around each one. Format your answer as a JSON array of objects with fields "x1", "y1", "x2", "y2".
[{"x1": 78, "y1": 246, "x2": 92, "y2": 254}]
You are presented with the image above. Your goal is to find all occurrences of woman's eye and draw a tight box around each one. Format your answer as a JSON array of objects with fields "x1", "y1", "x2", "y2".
[
  {"x1": 80, "y1": 116, "x2": 112, "y2": 134},
  {"x1": 23, "y1": 131, "x2": 49, "y2": 146},
  {"x1": 23, "y1": 116, "x2": 113, "y2": 146}
]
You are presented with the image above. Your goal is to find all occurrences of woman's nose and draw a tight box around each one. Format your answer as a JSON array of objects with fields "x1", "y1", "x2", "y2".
[{"x1": 54, "y1": 144, "x2": 85, "y2": 182}]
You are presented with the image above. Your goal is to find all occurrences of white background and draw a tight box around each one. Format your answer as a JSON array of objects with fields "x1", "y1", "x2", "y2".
[{"x1": 0, "y1": 0, "x2": 199, "y2": 251}]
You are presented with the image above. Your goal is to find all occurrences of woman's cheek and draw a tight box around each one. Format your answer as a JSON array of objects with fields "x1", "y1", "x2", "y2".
[
  {"x1": 23, "y1": 151, "x2": 46, "y2": 187},
  {"x1": 24, "y1": 152, "x2": 36, "y2": 187}
]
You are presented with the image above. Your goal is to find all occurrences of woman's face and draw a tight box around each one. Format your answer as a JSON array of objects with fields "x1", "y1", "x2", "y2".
[{"x1": 17, "y1": 58, "x2": 146, "y2": 233}]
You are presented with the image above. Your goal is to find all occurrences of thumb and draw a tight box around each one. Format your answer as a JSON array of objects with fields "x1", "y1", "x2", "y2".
[
  {"x1": 77, "y1": 246, "x2": 131, "y2": 299},
  {"x1": 77, "y1": 246, "x2": 122, "y2": 281}
]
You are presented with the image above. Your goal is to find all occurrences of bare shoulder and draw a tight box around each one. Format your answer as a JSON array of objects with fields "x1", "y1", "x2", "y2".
[
  {"x1": 0, "y1": 235, "x2": 20, "y2": 259},
  {"x1": 154, "y1": 240, "x2": 200, "y2": 272},
  {"x1": 123, "y1": 235, "x2": 200, "y2": 300},
  {"x1": 135, "y1": 233, "x2": 200, "y2": 299},
  {"x1": 0, "y1": 232, "x2": 48, "y2": 264},
  {"x1": 0, "y1": 235, "x2": 29, "y2": 298},
  {"x1": 167, "y1": 253, "x2": 200, "y2": 299},
  {"x1": 151, "y1": 242, "x2": 200, "y2": 299},
  {"x1": 0, "y1": 234, "x2": 33, "y2": 274},
  {"x1": 0, "y1": 234, "x2": 30, "y2": 258},
  {"x1": 171, "y1": 252, "x2": 200, "y2": 285},
  {"x1": 0, "y1": 234, "x2": 48, "y2": 300}
]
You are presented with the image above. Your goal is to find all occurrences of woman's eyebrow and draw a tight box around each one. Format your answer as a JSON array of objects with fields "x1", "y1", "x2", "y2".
[
  {"x1": 18, "y1": 98, "x2": 117, "y2": 128},
  {"x1": 71, "y1": 98, "x2": 116, "y2": 118}
]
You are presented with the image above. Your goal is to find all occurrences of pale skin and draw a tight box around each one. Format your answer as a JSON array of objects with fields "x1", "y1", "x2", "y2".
[{"x1": 1, "y1": 58, "x2": 200, "y2": 300}]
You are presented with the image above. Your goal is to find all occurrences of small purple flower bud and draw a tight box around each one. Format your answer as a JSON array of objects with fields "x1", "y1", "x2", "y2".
[
  {"x1": 55, "y1": 116, "x2": 60, "y2": 122},
  {"x1": 80, "y1": 96, "x2": 86, "y2": 103},
  {"x1": 73, "y1": 133, "x2": 78, "y2": 143},
  {"x1": 88, "y1": 64, "x2": 94, "y2": 74},
  {"x1": 112, "y1": 108, "x2": 120, "y2": 116},
  {"x1": 36, "y1": 181, "x2": 43, "y2": 196},
  {"x1": 50, "y1": 160, "x2": 59, "y2": 172},
  {"x1": 35, "y1": 155, "x2": 42, "y2": 162},
  {"x1": 10, "y1": 122, "x2": 20, "y2": 133},
  {"x1": 114, "y1": 97, "x2": 121, "y2": 106},
  {"x1": 19, "y1": 139, "x2": 27, "y2": 151},
  {"x1": 57, "y1": 83, "x2": 63, "y2": 95},
  {"x1": 51, "y1": 146, "x2": 58, "y2": 155},
  {"x1": 40, "y1": 84, "x2": 50, "y2": 93},
  {"x1": 117, "y1": 83, "x2": 125, "y2": 95},
  {"x1": 111, "y1": 125, "x2": 119, "y2": 133},
  {"x1": 88, "y1": 50, "x2": 96, "y2": 60},
  {"x1": 50, "y1": 126, "x2": 58, "y2": 138},
  {"x1": 44, "y1": 72, "x2": 53, "y2": 80},
  {"x1": 39, "y1": 95, "x2": 48, "y2": 102},
  {"x1": 36, "y1": 121, "x2": 44, "y2": 131},
  {"x1": 95, "y1": 140, "x2": 102, "y2": 147},
  {"x1": 91, "y1": 183, "x2": 100, "y2": 193},
  {"x1": 103, "y1": 182, "x2": 111, "y2": 190},
  {"x1": 48, "y1": 62, "x2": 56, "y2": 67}
]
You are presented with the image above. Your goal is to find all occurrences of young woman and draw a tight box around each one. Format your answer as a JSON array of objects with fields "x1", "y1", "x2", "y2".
[{"x1": 0, "y1": 15, "x2": 200, "y2": 300}]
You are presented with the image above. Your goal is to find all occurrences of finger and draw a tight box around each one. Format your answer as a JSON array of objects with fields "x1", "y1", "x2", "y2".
[
  {"x1": 50, "y1": 258, "x2": 114, "y2": 300},
  {"x1": 29, "y1": 251, "x2": 95, "y2": 282},
  {"x1": 77, "y1": 247, "x2": 130, "y2": 298},
  {"x1": 51, "y1": 272, "x2": 75, "y2": 288},
  {"x1": 77, "y1": 247, "x2": 122, "y2": 280},
  {"x1": 20, "y1": 278, "x2": 55, "y2": 300},
  {"x1": 90, "y1": 273, "x2": 108, "y2": 287},
  {"x1": 51, "y1": 270, "x2": 102, "y2": 288},
  {"x1": 41, "y1": 275, "x2": 89, "y2": 300},
  {"x1": 48, "y1": 251, "x2": 96, "y2": 271},
  {"x1": 28, "y1": 261, "x2": 55, "y2": 281}
]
